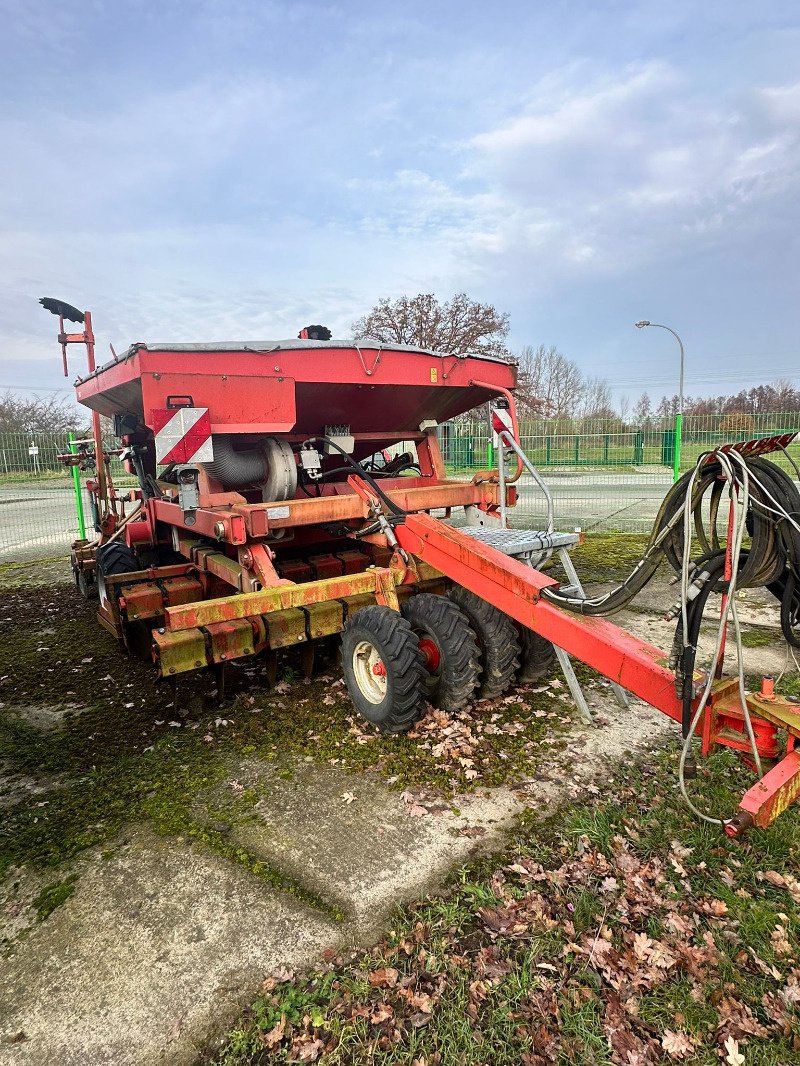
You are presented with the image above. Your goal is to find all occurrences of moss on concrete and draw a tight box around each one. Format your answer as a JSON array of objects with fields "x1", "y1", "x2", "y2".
[
  {"x1": 0, "y1": 578, "x2": 575, "y2": 923},
  {"x1": 739, "y1": 627, "x2": 777, "y2": 648},
  {"x1": 32, "y1": 874, "x2": 78, "y2": 921},
  {"x1": 567, "y1": 532, "x2": 653, "y2": 583}
]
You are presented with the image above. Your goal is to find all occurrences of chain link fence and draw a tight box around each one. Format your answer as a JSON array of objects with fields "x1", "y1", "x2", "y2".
[{"x1": 2, "y1": 414, "x2": 799, "y2": 562}]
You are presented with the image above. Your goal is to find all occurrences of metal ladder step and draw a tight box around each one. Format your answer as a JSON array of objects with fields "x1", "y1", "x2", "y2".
[{"x1": 458, "y1": 526, "x2": 579, "y2": 559}]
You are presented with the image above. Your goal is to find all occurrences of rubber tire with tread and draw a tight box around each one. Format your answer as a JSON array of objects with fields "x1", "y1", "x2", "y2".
[
  {"x1": 95, "y1": 542, "x2": 150, "y2": 657},
  {"x1": 341, "y1": 605, "x2": 427, "y2": 734},
  {"x1": 401, "y1": 593, "x2": 480, "y2": 712},
  {"x1": 95, "y1": 541, "x2": 141, "y2": 579},
  {"x1": 517, "y1": 627, "x2": 556, "y2": 683},
  {"x1": 448, "y1": 586, "x2": 520, "y2": 700}
]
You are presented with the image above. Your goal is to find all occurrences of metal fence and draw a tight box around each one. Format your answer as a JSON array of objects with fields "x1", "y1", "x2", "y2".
[
  {"x1": 439, "y1": 412, "x2": 800, "y2": 535},
  {"x1": 440, "y1": 411, "x2": 800, "y2": 472},
  {"x1": 2, "y1": 414, "x2": 799, "y2": 563},
  {"x1": 0, "y1": 431, "x2": 134, "y2": 564}
]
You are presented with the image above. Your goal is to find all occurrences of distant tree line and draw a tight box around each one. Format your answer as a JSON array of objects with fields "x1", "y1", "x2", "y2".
[{"x1": 632, "y1": 380, "x2": 800, "y2": 423}]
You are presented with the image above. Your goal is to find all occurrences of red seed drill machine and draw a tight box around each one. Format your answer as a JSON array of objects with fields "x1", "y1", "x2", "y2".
[{"x1": 41, "y1": 298, "x2": 800, "y2": 836}]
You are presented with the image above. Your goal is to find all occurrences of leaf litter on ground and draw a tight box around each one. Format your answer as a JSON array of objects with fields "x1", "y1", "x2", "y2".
[{"x1": 215, "y1": 747, "x2": 800, "y2": 1066}]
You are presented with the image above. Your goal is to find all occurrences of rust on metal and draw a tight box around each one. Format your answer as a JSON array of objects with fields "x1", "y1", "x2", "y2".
[
  {"x1": 164, "y1": 567, "x2": 400, "y2": 630},
  {"x1": 205, "y1": 617, "x2": 266, "y2": 664},
  {"x1": 153, "y1": 627, "x2": 208, "y2": 676},
  {"x1": 732, "y1": 751, "x2": 800, "y2": 831},
  {"x1": 120, "y1": 582, "x2": 164, "y2": 620},
  {"x1": 264, "y1": 607, "x2": 307, "y2": 648},
  {"x1": 303, "y1": 600, "x2": 344, "y2": 640}
]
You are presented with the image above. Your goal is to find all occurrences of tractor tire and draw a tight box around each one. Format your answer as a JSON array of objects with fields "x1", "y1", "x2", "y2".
[
  {"x1": 517, "y1": 627, "x2": 556, "y2": 683},
  {"x1": 95, "y1": 541, "x2": 141, "y2": 579},
  {"x1": 401, "y1": 593, "x2": 480, "y2": 712},
  {"x1": 448, "y1": 586, "x2": 520, "y2": 700},
  {"x1": 341, "y1": 605, "x2": 427, "y2": 734}
]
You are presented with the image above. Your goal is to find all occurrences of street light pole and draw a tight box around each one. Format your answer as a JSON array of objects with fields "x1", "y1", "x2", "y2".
[{"x1": 635, "y1": 320, "x2": 685, "y2": 482}]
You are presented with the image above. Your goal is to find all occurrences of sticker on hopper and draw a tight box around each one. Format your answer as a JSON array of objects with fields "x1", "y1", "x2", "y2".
[{"x1": 152, "y1": 407, "x2": 214, "y2": 464}]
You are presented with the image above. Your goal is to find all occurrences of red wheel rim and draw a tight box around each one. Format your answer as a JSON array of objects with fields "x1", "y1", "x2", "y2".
[{"x1": 418, "y1": 636, "x2": 441, "y2": 673}]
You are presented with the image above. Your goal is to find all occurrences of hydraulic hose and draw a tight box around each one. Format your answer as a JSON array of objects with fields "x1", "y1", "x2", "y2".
[
  {"x1": 301, "y1": 437, "x2": 407, "y2": 518},
  {"x1": 543, "y1": 452, "x2": 800, "y2": 645}
]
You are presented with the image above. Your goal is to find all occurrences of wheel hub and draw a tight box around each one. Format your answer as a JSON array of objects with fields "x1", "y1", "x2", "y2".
[{"x1": 418, "y1": 636, "x2": 441, "y2": 673}]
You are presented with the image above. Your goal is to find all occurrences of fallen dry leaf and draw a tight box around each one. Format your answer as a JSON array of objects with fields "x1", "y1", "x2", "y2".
[
  {"x1": 368, "y1": 967, "x2": 399, "y2": 988},
  {"x1": 723, "y1": 1035, "x2": 745, "y2": 1066},
  {"x1": 661, "y1": 1028, "x2": 696, "y2": 1059},
  {"x1": 259, "y1": 1014, "x2": 286, "y2": 1049}
]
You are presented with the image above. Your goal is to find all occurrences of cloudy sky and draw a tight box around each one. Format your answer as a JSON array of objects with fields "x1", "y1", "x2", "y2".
[{"x1": 1, "y1": 0, "x2": 799, "y2": 405}]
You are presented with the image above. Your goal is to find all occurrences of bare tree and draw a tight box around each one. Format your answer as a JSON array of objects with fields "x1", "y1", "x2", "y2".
[
  {"x1": 632, "y1": 392, "x2": 652, "y2": 424},
  {"x1": 617, "y1": 394, "x2": 631, "y2": 424},
  {"x1": 577, "y1": 376, "x2": 614, "y2": 420},
  {"x1": 0, "y1": 391, "x2": 82, "y2": 435},
  {"x1": 656, "y1": 394, "x2": 680, "y2": 419},
  {"x1": 352, "y1": 293, "x2": 511, "y2": 358},
  {"x1": 515, "y1": 344, "x2": 585, "y2": 418}
]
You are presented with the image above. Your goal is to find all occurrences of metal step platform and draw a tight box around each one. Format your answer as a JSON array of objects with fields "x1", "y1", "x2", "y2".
[
  {"x1": 459, "y1": 526, "x2": 579, "y2": 567},
  {"x1": 457, "y1": 418, "x2": 631, "y2": 724}
]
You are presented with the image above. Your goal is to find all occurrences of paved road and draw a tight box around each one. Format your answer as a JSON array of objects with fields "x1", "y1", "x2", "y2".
[
  {"x1": 0, "y1": 472, "x2": 676, "y2": 563},
  {"x1": 515, "y1": 471, "x2": 672, "y2": 532}
]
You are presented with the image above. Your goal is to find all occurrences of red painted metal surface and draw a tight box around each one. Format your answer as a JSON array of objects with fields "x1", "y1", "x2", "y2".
[
  {"x1": 396, "y1": 511, "x2": 684, "y2": 720},
  {"x1": 75, "y1": 344, "x2": 516, "y2": 441}
]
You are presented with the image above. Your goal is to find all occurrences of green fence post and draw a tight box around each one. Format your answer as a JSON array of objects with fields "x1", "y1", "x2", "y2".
[
  {"x1": 603, "y1": 434, "x2": 609, "y2": 463},
  {"x1": 487, "y1": 440, "x2": 494, "y2": 470},
  {"x1": 69, "y1": 431, "x2": 86, "y2": 540},
  {"x1": 574, "y1": 435, "x2": 580, "y2": 464},
  {"x1": 634, "y1": 430, "x2": 644, "y2": 464},
  {"x1": 545, "y1": 437, "x2": 551, "y2": 465},
  {"x1": 673, "y1": 412, "x2": 683, "y2": 482},
  {"x1": 661, "y1": 428, "x2": 675, "y2": 467}
]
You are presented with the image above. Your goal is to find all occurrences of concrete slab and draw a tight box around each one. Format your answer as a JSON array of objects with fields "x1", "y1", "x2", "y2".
[
  {"x1": 0, "y1": 828, "x2": 338, "y2": 1066},
  {"x1": 207, "y1": 761, "x2": 522, "y2": 933}
]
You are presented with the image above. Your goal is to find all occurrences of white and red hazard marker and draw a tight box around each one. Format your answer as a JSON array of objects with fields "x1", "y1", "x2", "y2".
[
  {"x1": 491, "y1": 404, "x2": 515, "y2": 446},
  {"x1": 152, "y1": 407, "x2": 214, "y2": 465}
]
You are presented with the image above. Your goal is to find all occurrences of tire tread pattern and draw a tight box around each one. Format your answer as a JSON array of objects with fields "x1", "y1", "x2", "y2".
[
  {"x1": 341, "y1": 605, "x2": 427, "y2": 734},
  {"x1": 402, "y1": 593, "x2": 480, "y2": 712},
  {"x1": 448, "y1": 586, "x2": 520, "y2": 700},
  {"x1": 517, "y1": 627, "x2": 556, "y2": 683}
]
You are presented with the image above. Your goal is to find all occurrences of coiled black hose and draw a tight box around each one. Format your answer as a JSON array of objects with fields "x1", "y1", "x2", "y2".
[{"x1": 543, "y1": 453, "x2": 800, "y2": 650}]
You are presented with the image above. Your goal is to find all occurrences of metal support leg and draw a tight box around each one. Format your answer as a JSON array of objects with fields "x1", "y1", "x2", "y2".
[
  {"x1": 557, "y1": 547, "x2": 631, "y2": 710},
  {"x1": 553, "y1": 646, "x2": 593, "y2": 725}
]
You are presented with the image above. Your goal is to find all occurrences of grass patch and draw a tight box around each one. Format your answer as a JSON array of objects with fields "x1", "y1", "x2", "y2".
[
  {"x1": 566, "y1": 532, "x2": 653, "y2": 583},
  {"x1": 740, "y1": 628, "x2": 778, "y2": 648},
  {"x1": 212, "y1": 745, "x2": 800, "y2": 1065}
]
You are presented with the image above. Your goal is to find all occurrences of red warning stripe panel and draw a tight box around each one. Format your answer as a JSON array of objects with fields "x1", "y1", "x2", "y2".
[
  {"x1": 152, "y1": 408, "x2": 213, "y2": 465},
  {"x1": 491, "y1": 407, "x2": 515, "y2": 440}
]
